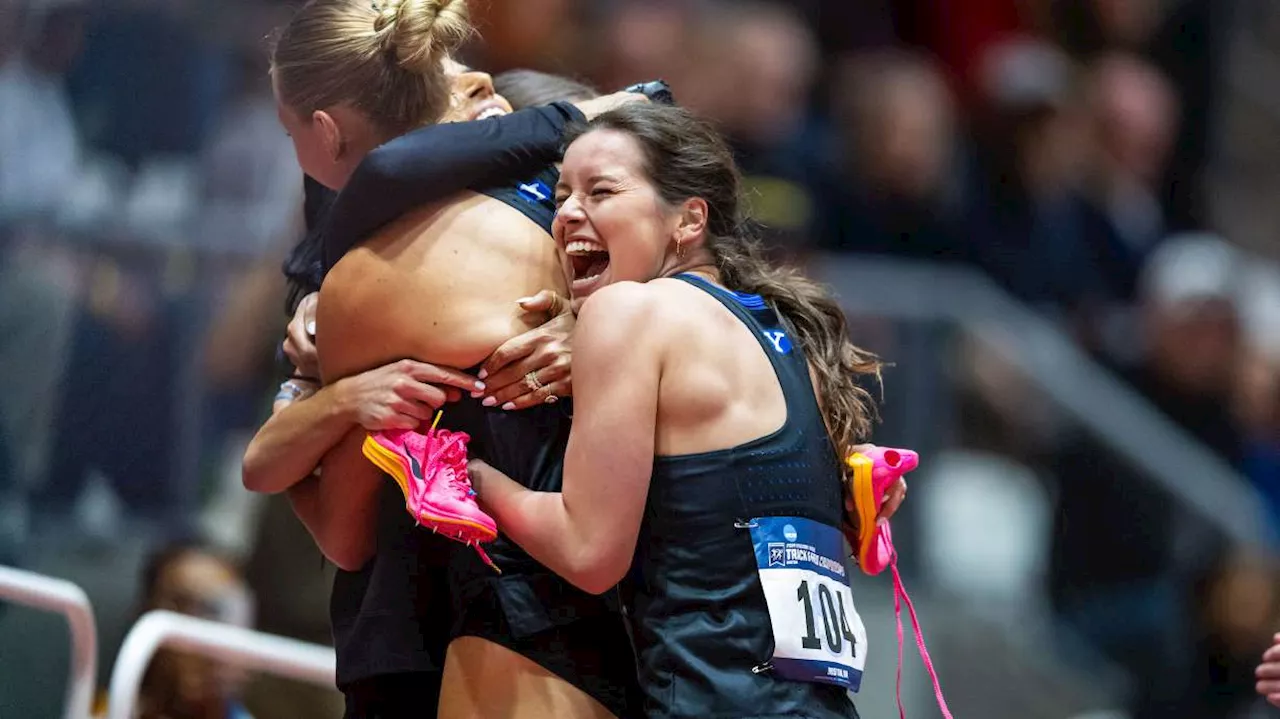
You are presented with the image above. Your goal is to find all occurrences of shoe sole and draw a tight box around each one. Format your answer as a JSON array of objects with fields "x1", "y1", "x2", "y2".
[
  {"x1": 361, "y1": 435, "x2": 499, "y2": 542},
  {"x1": 846, "y1": 453, "x2": 882, "y2": 573}
]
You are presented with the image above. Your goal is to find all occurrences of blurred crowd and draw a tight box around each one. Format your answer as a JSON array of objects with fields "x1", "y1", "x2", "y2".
[{"x1": 1, "y1": 0, "x2": 1279, "y2": 718}]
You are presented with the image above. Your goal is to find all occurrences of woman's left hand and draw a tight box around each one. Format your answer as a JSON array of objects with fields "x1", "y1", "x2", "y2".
[
  {"x1": 877, "y1": 476, "x2": 907, "y2": 524},
  {"x1": 841, "y1": 444, "x2": 908, "y2": 541},
  {"x1": 1257, "y1": 634, "x2": 1280, "y2": 705},
  {"x1": 283, "y1": 292, "x2": 320, "y2": 379},
  {"x1": 477, "y1": 290, "x2": 574, "y2": 410}
]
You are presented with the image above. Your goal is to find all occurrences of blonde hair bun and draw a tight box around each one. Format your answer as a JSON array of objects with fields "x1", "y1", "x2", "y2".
[{"x1": 374, "y1": 0, "x2": 471, "y2": 75}]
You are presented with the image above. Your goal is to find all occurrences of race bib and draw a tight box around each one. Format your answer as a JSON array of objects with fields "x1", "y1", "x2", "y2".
[{"x1": 749, "y1": 516, "x2": 868, "y2": 691}]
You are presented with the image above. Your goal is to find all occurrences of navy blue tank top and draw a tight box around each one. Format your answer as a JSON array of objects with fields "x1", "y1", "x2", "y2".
[
  {"x1": 620, "y1": 274, "x2": 859, "y2": 718},
  {"x1": 479, "y1": 165, "x2": 558, "y2": 232}
]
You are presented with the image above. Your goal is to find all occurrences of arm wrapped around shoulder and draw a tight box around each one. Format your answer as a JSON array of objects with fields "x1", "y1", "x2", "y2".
[{"x1": 321, "y1": 103, "x2": 585, "y2": 269}]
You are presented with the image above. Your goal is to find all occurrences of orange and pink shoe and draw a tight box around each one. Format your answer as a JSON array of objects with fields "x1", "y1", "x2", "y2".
[
  {"x1": 362, "y1": 419, "x2": 500, "y2": 571},
  {"x1": 845, "y1": 447, "x2": 952, "y2": 719},
  {"x1": 846, "y1": 447, "x2": 918, "y2": 576}
]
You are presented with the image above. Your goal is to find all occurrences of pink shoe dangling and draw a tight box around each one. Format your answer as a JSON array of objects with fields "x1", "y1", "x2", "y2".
[
  {"x1": 363, "y1": 413, "x2": 500, "y2": 571},
  {"x1": 846, "y1": 447, "x2": 952, "y2": 719}
]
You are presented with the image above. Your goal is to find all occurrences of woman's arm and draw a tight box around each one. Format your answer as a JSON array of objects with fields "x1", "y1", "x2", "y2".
[
  {"x1": 470, "y1": 283, "x2": 662, "y2": 594},
  {"x1": 243, "y1": 360, "x2": 482, "y2": 494},
  {"x1": 321, "y1": 93, "x2": 647, "y2": 270},
  {"x1": 286, "y1": 429, "x2": 383, "y2": 571},
  {"x1": 322, "y1": 102, "x2": 584, "y2": 269}
]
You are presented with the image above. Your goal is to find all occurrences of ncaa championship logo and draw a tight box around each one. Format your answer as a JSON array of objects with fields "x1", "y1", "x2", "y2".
[{"x1": 768, "y1": 542, "x2": 786, "y2": 567}]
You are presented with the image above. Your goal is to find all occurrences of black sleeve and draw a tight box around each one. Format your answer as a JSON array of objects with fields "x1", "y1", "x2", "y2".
[
  {"x1": 303, "y1": 175, "x2": 336, "y2": 232},
  {"x1": 321, "y1": 101, "x2": 585, "y2": 271}
]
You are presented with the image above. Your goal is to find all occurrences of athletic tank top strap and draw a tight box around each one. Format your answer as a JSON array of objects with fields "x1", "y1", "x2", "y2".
[
  {"x1": 672, "y1": 272, "x2": 825, "y2": 448},
  {"x1": 478, "y1": 165, "x2": 559, "y2": 233}
]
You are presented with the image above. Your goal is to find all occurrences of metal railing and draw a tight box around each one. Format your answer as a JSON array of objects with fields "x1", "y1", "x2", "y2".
[
  {"x1": 0, "y1": 565, "x2": 98, "y2": 719},
  {"x1": 106, "y1": 610, "x2": 336, "y2": 719},
  {"x1": 812, "y1": 256, "x2": 1266, "y2": 545}
]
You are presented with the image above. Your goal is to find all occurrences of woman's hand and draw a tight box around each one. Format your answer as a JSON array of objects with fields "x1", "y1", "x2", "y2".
[
  {"x1": 477, "y1": 290, "x2": 573, "y2": 411},
  {"x1": 335, "y1": 359, "x2": 485, "y2": 431},
  {"x1": 1257, "y1": 634, "x2": 1280, "y2": 705},
  {"x1": 574, "y1": 91, "x2": 649, "y2": 120},
  {"x1": 283, "y1": 292, "x2": 320, "y2": 379},
  {"x1": 840, "y1": 444, "x2": 908, "y2": 541}
]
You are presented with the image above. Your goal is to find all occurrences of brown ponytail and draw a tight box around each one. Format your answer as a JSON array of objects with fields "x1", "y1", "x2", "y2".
[
  {"x1": 565, "y1": 104, "x2": 882, "y2": 473},
  {"x1": 715, "y1": 239, "x2": 882, "y2": 453}
]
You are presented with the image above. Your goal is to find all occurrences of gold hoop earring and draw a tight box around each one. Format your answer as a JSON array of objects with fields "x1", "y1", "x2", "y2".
[{"x1": 676, "y1": 239, "x2": 686, "y2": 260}]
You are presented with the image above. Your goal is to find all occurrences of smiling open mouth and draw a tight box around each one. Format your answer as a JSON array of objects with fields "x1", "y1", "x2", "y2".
[{"x1": 566, "y1": 239, "x2": 610, "y2": 284}]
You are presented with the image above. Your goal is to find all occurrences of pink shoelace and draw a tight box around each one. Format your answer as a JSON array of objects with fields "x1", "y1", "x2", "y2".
[
  {"x1": 407, "y1": 429, "x2": 497, "y2": 570},
  {"x1": 405, "y1": 431, "x2": 469, "y2": 508},
  {"x1": 886, "y1": 553, "x2": 952, "y2": 719}
]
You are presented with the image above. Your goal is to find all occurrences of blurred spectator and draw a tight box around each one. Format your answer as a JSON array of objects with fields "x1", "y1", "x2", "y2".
[
  {"x1": 687, "y1": 1, "x2": 830, "y2": 256},
  {"x1": 591, "y1": 0, "x2": 698, "y2": 98},
  {"x1": 1077, "y1": 53, "x2": 1179, "y2": 305},
  {"x1": 1049, "y1": 234, "x2": 1250, "y2": 719},
  {"x1": 964, "y1": 38, "x2": 1094, "y2": 310},
  {"x1": 67, "y1": 0, "x2": 224, "y2": 168},
  {"x1": 0, "y1": 0, "x2": 19, "y2": 57},
  {"x1": 195, "y1": 40, "x2": 301, "y2": 259},
  {"x1": 0, "y1": 0, "x2": 88, "y2": 219},
  {"x1": 1235, "y1": 263, "x2": 1280, "y2": 542},
  {"x1": 132, "y1": 543, "x2": 255, "y2": 719},
  {"x1": 465, "y1": 0, "x2": 578, "y2": 74},
  {"x1": 712, "y1": 1, "x2": 819, "y2": 151},
  {"x1": 822, "y1": 49, "x2": 967, "y2": 261},
  {"x1": 1054, "y1": 0, "x2": 1164, "y2": 58},
  {"x1": 30, "y1": 255, "x2": 186, "y2": 534},
  {"x1": 1147, "y1": 0, "x2": 1221, "y2": 232},
  {"x1": 1055, "y1": 0, "x2": 1221, "y2": 232},
  {"x1": 1128, "y1": 234, "x2": 1246, "y2": 464},
  {"x1": 906, "y1": 0, "x2": 1031, "y2": 104},
  {"x1": 810, "y1": 0, "x2": 897, "y2": 60},
  {"x1": 1190, "y1": 551, "x2": 1280, "y2": 718}
]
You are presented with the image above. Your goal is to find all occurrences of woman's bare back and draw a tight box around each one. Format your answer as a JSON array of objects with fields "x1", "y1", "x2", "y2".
[{"x1": 316, "y1": 192, "x2": 568, "y2": 384}]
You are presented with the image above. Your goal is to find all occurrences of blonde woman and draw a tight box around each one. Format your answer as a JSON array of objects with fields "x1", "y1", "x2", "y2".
[{"x1": 249, "y1": 0, "x2": 644, "y2": 716}]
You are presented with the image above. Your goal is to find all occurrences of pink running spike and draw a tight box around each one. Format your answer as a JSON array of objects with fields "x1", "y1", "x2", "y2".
[
  {"x1": 846, "y1": 447, "x2": 951, "y2": 719},
  {"x1": 363, "y1": 425, "x2": 500, "y2": 572}
]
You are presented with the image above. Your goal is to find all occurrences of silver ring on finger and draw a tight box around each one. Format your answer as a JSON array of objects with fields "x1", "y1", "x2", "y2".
[
  {"x1": 524, "y1": 371, "x2": 543, "y2": 392},
  {"x1": 543, "y1": 392, "x2": 558, "y2": 405}
]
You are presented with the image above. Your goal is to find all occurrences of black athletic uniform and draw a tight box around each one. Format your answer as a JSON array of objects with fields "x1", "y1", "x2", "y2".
[{"x1": 620, "y1": 274, "x2": 862, "y2": 719}]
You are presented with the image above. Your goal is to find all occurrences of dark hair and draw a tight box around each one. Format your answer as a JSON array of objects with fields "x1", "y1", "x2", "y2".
[
  {"x1": 564, "y1": 104, "x2": 882, "y2": 465},
  {"x1": 493, "y1": 69, "x2": 599, "y2": 109},
  {"x1": 282, "y1": 176, "x2": 333, "y2": 317}
]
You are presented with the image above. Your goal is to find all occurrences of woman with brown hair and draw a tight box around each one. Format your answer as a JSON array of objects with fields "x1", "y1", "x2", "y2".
[{"x1": 469, "y1": 103, "x2": 890, "y2": 717}]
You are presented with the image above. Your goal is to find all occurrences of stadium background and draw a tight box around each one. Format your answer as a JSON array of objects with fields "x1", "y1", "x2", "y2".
[{"x1": 1, "y1": 0, "x2": 1279, "y2": 717}]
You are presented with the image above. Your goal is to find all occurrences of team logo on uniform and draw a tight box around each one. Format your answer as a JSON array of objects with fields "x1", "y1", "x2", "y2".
[
  {"x1": 762, "y1": 330, "x2": 792, "y2": 355},
  {"x1": 783, "y1": 524, "x2": 798, "y2": 542},
  {"x1": 519, "y1": 180, "x2": 552, "y2": 204}
]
